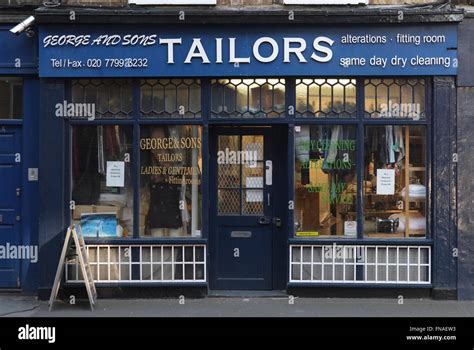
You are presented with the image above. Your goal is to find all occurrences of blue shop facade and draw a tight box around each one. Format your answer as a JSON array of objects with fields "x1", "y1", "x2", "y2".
[{"x1": 0, "y1": 15, "x2": 465, "y2": 299}]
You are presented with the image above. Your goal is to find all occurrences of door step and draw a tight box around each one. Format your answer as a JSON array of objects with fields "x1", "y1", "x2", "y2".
[
  {"x1": 208, "y1": 290, "x2": 287, "y2": 298},
  {"x1": 0, "y1": 289, "x2": 22, "y2": 293}
]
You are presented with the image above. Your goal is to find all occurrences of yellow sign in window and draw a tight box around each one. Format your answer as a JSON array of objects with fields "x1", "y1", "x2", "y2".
[{"x1": 295, "y1": 231, "x2": 319, "y2": 237}]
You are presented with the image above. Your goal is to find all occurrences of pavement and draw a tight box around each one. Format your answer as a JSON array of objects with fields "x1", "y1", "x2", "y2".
[{"x1": 1, "y1": 294, "x2": 474, "y2": 317}]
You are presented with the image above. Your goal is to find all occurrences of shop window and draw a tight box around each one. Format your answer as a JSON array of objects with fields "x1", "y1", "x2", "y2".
[
  {"x1": 0, "y1": 77, "x2": 22, "y2": 119},
  {"x1": 71, "y1": 79, "x2": 133, "y2": 119},
  {"x1": 71, "y1": 125, "x2": 134, "y2": 238},
  {"x1": 296, "y1": 79, "x2": 356, "y2": 118},
  {"x1": 139, "y1": 125, "x2": 202, "y2": 238},
  {"x1": 294, "y1": 125, "x2": 357, "y2": 237},
  {"x1": 211, "y1": 78, "x2": 285, "y2": 118},
  {"x1": 364, "y1": 79, "x2": 426, "y2": 119},
  {"x1": 363, "y1": 126, "x2": 427, "y2": 238},
  {"x1": 140, "y1": 79, "x2": 201, "y2": 118},
  {"x1": 217, "y1": 135, "x2": 265, "y2": 216}
]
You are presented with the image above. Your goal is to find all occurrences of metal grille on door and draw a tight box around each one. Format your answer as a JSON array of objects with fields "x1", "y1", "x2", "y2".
[{"x1": 217, "y1": 135, "x2": 264, "y2": 216}]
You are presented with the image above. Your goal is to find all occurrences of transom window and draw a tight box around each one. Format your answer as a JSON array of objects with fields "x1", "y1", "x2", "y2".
[
  {"x1": 140, "y1": 79, "x2": 201, "y2": 118},
  {"x1": 364, "y1": 78, "x2": 426, "y2": 119},
  {"x1": 71, "y1": 79, "x2": 133, "y2": 119},
  {"x1": 296, "y1": 78, "x2": 356, "y2": 118},
  {"x1": 211, "y1": 78, "x2": 285, "y2": 118}
]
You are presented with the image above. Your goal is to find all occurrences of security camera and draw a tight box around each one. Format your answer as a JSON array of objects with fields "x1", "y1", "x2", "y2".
[{"x1": 10, "y1": 16, "x2": 35, "y2": 35}]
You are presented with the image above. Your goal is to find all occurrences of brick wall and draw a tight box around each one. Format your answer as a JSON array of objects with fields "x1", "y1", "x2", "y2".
[
  {"x1": 457, "y1": 17, "x2": 474, "y2": 301},
  {"x1": 0, "y1": 0, "x2": 455, "y2": 7}
]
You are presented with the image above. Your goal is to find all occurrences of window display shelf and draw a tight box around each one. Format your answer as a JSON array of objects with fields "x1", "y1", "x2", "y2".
[
  {"x1": 366, "y1": 231, "x2": 424, "y2": 238},
  {"x1": 366, "y1": 232, "x2": 405, "y2": 238},
  {"x1": 409, "y1": 167, "x2": 425, "y2": 171},
  {"x1": 359, "y1": 209, "x2": 422, "y2": 215}
]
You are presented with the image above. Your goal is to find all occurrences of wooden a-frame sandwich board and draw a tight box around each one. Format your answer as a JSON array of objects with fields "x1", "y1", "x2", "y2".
[{"x1": 48, "y1": 224, "x2": 97, "y2": 311}]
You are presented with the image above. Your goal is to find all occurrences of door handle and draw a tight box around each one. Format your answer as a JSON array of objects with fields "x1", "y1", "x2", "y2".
[
  {"x1": 265, "y1": 160, "x2": 272, "y2": 186},
  {"x1": 258, "y1": 216, "x2": 272, "y2": 225}
]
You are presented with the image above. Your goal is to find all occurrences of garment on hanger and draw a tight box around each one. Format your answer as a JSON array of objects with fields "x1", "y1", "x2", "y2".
[
  {"x1": 385, "y1": 125, "x2": 395, "y2": 164},
  {"x1": 180, "y1": 174, "x2": 190, "y2": 228},
  {"x1": 393, "y1": 126, "x2": 405, "y2": 163},
  {"x1": 295, "y1": 125, "x2": 310, "y2": 163},
  {"x1": 321, "y1": 125, "x2": 356, "y2": 176},
  {"x1": 326, "y1": 125, "x2": 342, "y2": 164},
  {"x1": 148, "y1": 182, "x2": 182, "y2": 229},
  {"x1": 368, "y1": 126, "x2": 405, "y2": 167}
]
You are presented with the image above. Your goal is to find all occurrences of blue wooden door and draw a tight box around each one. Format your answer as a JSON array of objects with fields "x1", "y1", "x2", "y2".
[
  {"x1": 210, "y1": 127, "x2": 274, "y2": 290},
  {"x1": 0, "y1": 126, "x2": 22, "y2": 288}
]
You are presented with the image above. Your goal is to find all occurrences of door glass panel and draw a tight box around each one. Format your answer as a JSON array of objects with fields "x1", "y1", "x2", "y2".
[
  {"x1": 218, "y1": 135, "x2": 239, "y2": 151},
  {"x1": 218, "y1": 189, "x2": 240, "y2": 215},
  {"x1": 218, "y1": 164, "x2": 240, "y2": 188},
  {"x1": 242, "y1": 190, "x2": 264, "y2": 215},
  {"x1": 217, "y1": 134, "x2": 265, "y2": 216},
  {"x1": 242, "y1": 135, "x2": 264, "y2": 160},
  {"x1": 243, "y1": 163, "x2": 264, "y2": 188}
]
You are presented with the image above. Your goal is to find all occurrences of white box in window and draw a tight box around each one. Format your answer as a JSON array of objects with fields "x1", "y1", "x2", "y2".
[
  {"x1": 283, "y1": 0, "x2": 367, "y2": 4},
  {"x1": 344, "y1": 221, "x2": 357, "y2": 237},
  {"x1": 129, "y1": 0, "x2": 216, "y2": 4}
]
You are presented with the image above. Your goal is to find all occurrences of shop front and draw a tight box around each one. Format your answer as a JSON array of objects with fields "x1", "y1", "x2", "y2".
[{"x1": 36, "y1": 22, "x2": 459, "y2": 296}]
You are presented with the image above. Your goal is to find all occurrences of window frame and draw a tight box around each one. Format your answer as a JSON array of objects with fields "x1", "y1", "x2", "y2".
[
  {"x1": 291, "y1": 77, "x2": 432, "y2": 242},
  {"x1": 0, "y1": 76, "x2": 24, "y2": 120},
  {"x1": 67, "y1": 78, "x2": 207, "y2": 244},
  {"x1": 210, "y1": 78, "x2": 286, "y2": 119},
  {"x1": 66, "y1": 77, "x2": 431, "y2": 244}
]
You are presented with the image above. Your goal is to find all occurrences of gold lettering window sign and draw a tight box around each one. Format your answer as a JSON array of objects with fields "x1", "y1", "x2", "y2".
[
  {"x1": 140, "y1": 137, "x2": 202, "y2": 150},
  {"x1": 139, "y1": 125, "x2": 202, "y2": 238}
]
